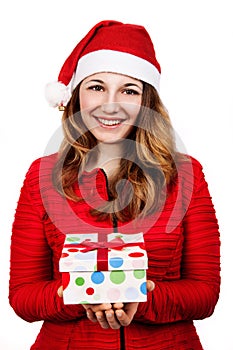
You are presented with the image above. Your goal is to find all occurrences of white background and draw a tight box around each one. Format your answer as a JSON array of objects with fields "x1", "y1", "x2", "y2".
[{"x1": 1, "y1": 0, "x2": 232, "y2": 349}]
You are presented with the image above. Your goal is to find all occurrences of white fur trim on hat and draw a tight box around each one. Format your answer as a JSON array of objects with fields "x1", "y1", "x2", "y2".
[{"x1": 72, "y1": 50, "x2": 160, "y2": 92}]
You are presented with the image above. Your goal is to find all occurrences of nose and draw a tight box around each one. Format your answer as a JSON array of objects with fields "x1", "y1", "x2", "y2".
[
  {"x1": 101, "y1": 101, "x2": 120, "y2": 114},
  {"x1": 101, "y1": 91, "x2": 120, "y2": 114}
]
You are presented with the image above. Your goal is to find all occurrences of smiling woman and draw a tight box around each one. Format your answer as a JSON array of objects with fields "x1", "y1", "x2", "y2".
[{"x1": 9, "y1": 19, "x2": 220, "y2": 350}]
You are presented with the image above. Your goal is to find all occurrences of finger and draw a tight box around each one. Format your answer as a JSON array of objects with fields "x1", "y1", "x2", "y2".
[
  {"x1": 86, "y1": 308, "x2": 97, "y2": 323},
  {"x1": 90, "y1": 303, "x2": 112, "y2": 313},
  {"x1": 147, "y1": 280, "x2": 155, "y2": 292},
  {"x1": 115, "y1": 309, "x2": 131, "y2": 327},
  {"x1": 95, "y1": 311, "x2": 109, "y2": 329},
  {"x1": 82, "y1": 304, "x2": 91, "y2": 311},
  {"x1": 57, "y1": 286, "x2": 63, "y2": 297},
  {"x1": 112, "y1": 302, "x2": 124, "y2": 310},
  {"x1": 115, "y1": 302, "x2": 139, "y2": 326},
  {"x1": 105, "y1": 309, "x2": 121, "y2": 329}
]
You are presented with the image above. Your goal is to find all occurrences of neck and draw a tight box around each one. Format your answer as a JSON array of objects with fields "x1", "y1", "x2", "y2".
[
  {"x1": 97, "y1": 141, "x2": 124, "y2": 162},
  {"x1": 85, "y1": 141, "x2": 125, "y2": 176}
]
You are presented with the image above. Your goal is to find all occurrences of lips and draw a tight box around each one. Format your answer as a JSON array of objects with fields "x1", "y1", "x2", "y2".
[{"x1": 95, "y1": 117, "x2": 125, "y2": 127}]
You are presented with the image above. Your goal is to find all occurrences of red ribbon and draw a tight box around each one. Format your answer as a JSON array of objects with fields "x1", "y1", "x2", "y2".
[{"x1": 64, "y1": 236, "x2": 145, "y2": 271}]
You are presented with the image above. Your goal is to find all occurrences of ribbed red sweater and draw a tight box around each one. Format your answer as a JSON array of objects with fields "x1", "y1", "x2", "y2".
[{"x1": 9, "y1": 153, "x2": 220, "y2": 350}]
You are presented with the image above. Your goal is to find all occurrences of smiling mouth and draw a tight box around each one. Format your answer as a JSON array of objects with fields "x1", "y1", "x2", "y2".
[{"x1": 95, "y1": 117, "x2": 125, "y2": 127}]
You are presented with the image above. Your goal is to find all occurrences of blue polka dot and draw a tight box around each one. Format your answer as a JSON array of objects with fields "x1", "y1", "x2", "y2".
[
  {"x1": 91, "y1": 271, "x2": 105, "y2": 284},
  {"x1": 74, "y1": 266, "x2": 88, "y2": 271},
  {"x1": 125, "y1": 287, "x2": 139, "y2": 300},
  {"x1": 75, "y1": 251, "x2": 95, "y2": 260},
  {"x1": 109, "y1": 257, "x2": 123, "y2": 268},
  {"x1": 140, "y1": 282, "x2": 147, "y2": 295}
]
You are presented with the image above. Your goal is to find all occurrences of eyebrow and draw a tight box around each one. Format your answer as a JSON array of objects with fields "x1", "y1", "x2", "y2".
[
  {"x1": 84, "y1": 79, "x2": 104, "y2": 84},
  {"x1": 124, "y1": 83, "x2": 142, "y2": 89}
]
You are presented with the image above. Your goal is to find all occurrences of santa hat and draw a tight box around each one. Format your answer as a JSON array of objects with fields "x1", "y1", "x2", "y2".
[{"x1": 45, "y1": 20, "x2": 161, "y2": 109}]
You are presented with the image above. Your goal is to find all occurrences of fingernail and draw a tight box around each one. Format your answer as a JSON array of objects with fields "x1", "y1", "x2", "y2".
[
  {"x1": 116, "y1": 311, "x2": 123, "y2": 318},
  {"x1": 106, "y1": 313, "x2": 112, "y2": 318}
]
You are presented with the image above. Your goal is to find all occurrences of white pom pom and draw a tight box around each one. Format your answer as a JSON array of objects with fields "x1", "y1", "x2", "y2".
[{"x1": 44, "y1": 81, "x2": 71, "y2": 108}]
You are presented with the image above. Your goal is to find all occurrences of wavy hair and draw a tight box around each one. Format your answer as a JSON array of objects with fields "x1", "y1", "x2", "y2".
[{"x1": 52, "y1": 82, "x2": 182, "y2": 222}]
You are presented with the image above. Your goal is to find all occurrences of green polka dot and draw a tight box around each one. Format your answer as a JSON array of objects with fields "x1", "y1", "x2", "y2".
[
  {"x1": 94, "y1": 294, "x2": 101, "y2": 301},
  {"x1": 80, "y1": 300, "x2": 89, "y2": 304},
  {"x1": 133, "y1": 270, "x2": 145, "y2": 279},
  {"x1": 75, "y1": 277, "x2": 85, "y2": 286},
  {"x1": 115, "y1": 234, "x2": 123, "y2": 238},
  {"x1": 67, "y1": 236, "x2": 80, "y2": 242},
  {"x1": 110, "y1": 270, "x2": 126, "y2": 284}
]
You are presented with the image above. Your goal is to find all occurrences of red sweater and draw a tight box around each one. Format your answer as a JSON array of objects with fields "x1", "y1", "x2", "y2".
[{"x1": 9, "y1": 153, "x2": 220, "y2": 350}]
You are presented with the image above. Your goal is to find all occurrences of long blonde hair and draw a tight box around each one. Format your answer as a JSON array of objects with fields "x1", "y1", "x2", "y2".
[{"x1": 52, "y1": 83, "x2": 180, "y2": 222}]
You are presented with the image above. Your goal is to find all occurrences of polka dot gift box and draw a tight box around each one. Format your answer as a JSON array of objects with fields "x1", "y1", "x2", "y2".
[{"x1": 59, "y1": 232, "x2": 148, "y2": 304}]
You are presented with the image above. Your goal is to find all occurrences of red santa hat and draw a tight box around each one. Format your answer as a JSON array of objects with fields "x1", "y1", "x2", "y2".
[{"x1": 45, "y1": 20, "x2": 161, "y2": 109}]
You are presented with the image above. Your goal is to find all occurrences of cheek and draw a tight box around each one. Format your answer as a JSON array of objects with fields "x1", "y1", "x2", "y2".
[
  {"x1": 80, "y1": 88, "x2": 101, "y2": 111},
  {"x1": 123, "y1": 94, "x2": 142, "y2": 116},
  {"x1": 79, "y1": 93, "x2": 91, "y2": 111},
  {"x1": 126, "y1": 103, "x2": 141, "y2": 122}
]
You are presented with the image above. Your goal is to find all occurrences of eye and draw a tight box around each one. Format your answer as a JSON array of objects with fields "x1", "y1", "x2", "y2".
[
  {"x1": 88, "y1": 84, "x2": 104, "y2": 92},
  {"x1": 123, "y1": 88, "x2": 140, "y2": 95}
]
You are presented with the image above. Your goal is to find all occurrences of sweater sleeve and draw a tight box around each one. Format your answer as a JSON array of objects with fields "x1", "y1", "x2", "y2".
[
  {"x1": 134, "y1": 158, "x2": 221, "y2": 324},
  {"x1": 9, "y1": 161, "x2": 86, "y2": 323}
]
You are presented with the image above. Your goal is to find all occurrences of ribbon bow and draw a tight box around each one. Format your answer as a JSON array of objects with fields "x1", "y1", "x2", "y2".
[{"x1": 64, "y1": 236, "x2": 145, "y2": 271}]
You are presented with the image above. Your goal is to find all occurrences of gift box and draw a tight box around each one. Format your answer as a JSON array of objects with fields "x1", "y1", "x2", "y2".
[{"x1": 59, "y1": 232, "x2": 148, "y2": 304}]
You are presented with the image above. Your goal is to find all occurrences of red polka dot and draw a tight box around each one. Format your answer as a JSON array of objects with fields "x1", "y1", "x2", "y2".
[
  {"x1": 128, "y1": 252, "x2": 144, "y2": 258},
  {"x1": 68, "y1": 248, "x2": 79, "y2": 252},
  {"x1": 61, "y1": 252, "x2": 69, "y2": 258},
  {"x1": 86, "y1": 287, "x2": 94, "y2": 295}
]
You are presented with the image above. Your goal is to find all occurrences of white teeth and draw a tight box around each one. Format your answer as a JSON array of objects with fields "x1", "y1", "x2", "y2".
[{"x1": 98, "y1": 118, "x2": 122, "y2": 126}]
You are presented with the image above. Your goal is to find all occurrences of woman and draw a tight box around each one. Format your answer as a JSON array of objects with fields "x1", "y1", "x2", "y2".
[{"x1": 9, "y1": 20, "x2": 220, "y2": 349}]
